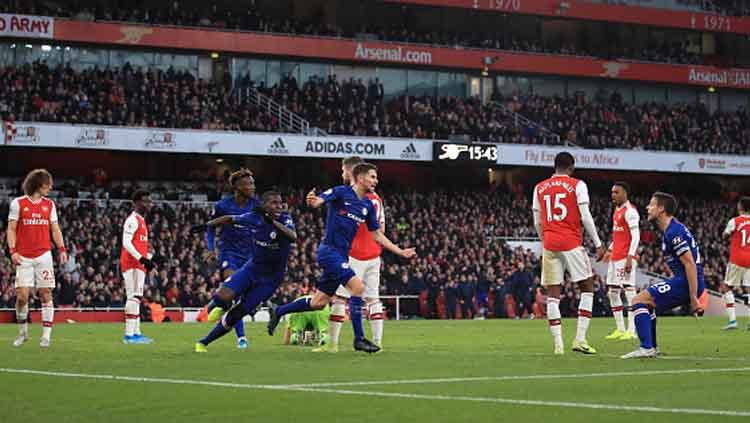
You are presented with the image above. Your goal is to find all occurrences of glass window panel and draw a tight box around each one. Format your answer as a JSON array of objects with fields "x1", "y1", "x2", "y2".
[
  {"x1": 667, "y1": 87, "x2": 698, "y2": 105},
  {"x1": 721, "y1": 91, "x2": 748, "y2": 111},
  {"x1": 300, "y1": 62, "x2": 330, "y2": 84},
  {"x1": 530, "y1": 77, "x2": 563, "y2": 97},
  {"x1": 153, "y1": 53, "x2": 198, "y2": 75},
  {"x1": 634, "y1": 85, "x2": 667, "y2": 104},
  {"x1": 108, "y1": 49, "x2": 154, "y2": 69},
  {"x1": 438, "y1": 72, "x2": 467, "y2": 98},
  {"x1": 495, "y1": 75, "x2": 531, "y2": 97},
  {"x1": 0, "y1": 43, "x2": 16, "y2": 67},
  {"x1": 378, "y1": 68, "x2": 407, "y2": 99},
  {"x1": 266, "y1": 60, "x2": 281, "y2": 88},
  {"x1": 406, "y1": 70, "x2": 437, "y2": 97},
  {"x1": 15, "y1": 44, "x2": 63, "y2": 67}
]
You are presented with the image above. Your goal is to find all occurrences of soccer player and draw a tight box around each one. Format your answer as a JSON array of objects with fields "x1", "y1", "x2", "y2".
[
  {"x1": 7, "y1": 169, "x2": 67, "y2": 348},
  {"x1": 266, "y1": 163, "x2": 416, "y2": 354},
  {"x1": 719, "y1": 196, "x2": 750, "y2": 330},
  {"x1": 284, "y1": 294, "x2": 331, "y2": 346},
  {"x1": 532, "y1": 152, "x2": 605, "y2": 355},
  {"x1": 121, "y1": 190, "x2": 156, "y2": 344},
  {"x1": 193, "y1": 191, "x2": 296, "y2": 352},
  {"x1": 604, "y1": 182, "x2": 640, "y2": 341},
  {"x1": 622, "y1": 192, "x2": 705, "y2": 359},
  {"x1": 317, "y1": 156, "x2": 387, "y2": 353},
  {"x1": 204, "y1": 169, "x2": 258, "y2": 348}
]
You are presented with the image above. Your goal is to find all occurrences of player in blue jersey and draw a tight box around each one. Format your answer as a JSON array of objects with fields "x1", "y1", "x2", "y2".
[
  {"x1": 621, "y1": 192, "x2": 705, "y2": 359},
  {"x1": 204, "y1": 169, "x2": 259, "y2": 348},
  {"x1": 193, "y1": 190, "x2": 296, "y2": 352},
  {"x1": 266, "y1": 163, "x2": 416, "y2": 354}
]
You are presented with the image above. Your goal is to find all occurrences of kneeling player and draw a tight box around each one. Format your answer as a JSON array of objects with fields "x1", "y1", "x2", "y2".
[
  {"x1": 622, "y1": 192, "x2": 705, "y2": 359},
  {"x1": 193, "y1": 191, "x2": 296, "y2": 352},
  {"x1": 284, "y1": 295, "x2": 330, "y2": 346},
  {"x1": 720, "y1": 197, "x2": 750, "y2": 330}
]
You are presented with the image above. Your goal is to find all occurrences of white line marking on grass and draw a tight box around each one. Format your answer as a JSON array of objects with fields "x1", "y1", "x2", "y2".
[
  {"x1": 2, "y1": 367, "x2": 750, "y2": 417},
  {"x1": 287, "y1": 387, "x2": 750, "y2": 417},
  {"x1": 283, "y1": 366, "x2": 750, "y2": 388}
]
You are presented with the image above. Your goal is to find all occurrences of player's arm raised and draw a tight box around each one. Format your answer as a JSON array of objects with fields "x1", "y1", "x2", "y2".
[
  {"x1": 306, "y1": 188, "x2": 325, "y2": 209},
  {"x1": 576, "y1": 181, "x2": 604, "y2": 259}
]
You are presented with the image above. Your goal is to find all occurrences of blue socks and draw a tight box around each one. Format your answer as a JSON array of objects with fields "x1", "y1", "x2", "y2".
[
  {"x1": 651, "y1": 311, "x2": 657, "y2": 350},
  {"x1": 234, "y1": 321, "x2": 245, "y2": 338},
  {"x1": 633, "y1": 303, "x2": 654, "y2": 349},
  {"x1": 277, "y1": 296, "x2": 312, "y2": 318},
  {"x1": 199, "y1": 321, "x2": 230, "y2": 346},
  {"x1": 349, "y1": 296, "x2": 364, "y2": 341}
]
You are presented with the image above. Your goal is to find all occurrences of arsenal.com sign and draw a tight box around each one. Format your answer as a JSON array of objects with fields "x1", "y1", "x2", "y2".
[{"x1": 0, "y1": 14, "x2": 54, "y2": 39}]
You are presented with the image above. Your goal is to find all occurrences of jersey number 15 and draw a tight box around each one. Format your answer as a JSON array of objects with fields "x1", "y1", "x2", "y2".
[{"x1": 543, "y1": 193, "x2": 568, "y2": 222}]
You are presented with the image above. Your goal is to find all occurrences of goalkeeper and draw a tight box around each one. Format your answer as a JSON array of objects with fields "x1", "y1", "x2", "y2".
[{"x1": 283, "y1": 295, "x2": 330, "y2": 346}]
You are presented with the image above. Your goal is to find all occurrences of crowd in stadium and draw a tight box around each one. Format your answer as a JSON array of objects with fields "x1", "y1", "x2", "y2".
[
  {"x1": 3, "y1": 60, "x2": 748, "y2": 154},
  {"x1": 0, "y1": 177, "x2": 736, "y2": 318},
  {"x1": 4, "y1": 1, "x2": 721, "y2": 66}
]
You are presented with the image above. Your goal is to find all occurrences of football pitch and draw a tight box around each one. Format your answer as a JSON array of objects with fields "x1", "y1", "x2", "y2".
[{"x1": 1, "y1": 318, "x2": 748, "y2": 423}]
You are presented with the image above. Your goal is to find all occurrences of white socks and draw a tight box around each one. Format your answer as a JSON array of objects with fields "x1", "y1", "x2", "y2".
[
  {"x1": 576, "y1": 292, "x2": 594, "y2": 343},
  {"x1": 547, "y1": 298, "x2": 563, "y2": 347},
  {"x1": 724, "y1": 291, "x2": 737, "y2": 323},
  {"x1": 368, "y1": 301, "x2": 384, "y2": 346},
  {"x1": 328, "y1": 301, "x2": 346, "y2": 347},
  {"x1": 125, "y1": 297, "x2": 140, "y2": 336},
  {"x1": 608, "y1": 288, "x2": 625, "y2": 333},
  {"x1": 17, "y1": 304, "x2": 29, "y2": 336},
  {"x1": 41, "y1": 302, "x2": 54, "y2": 340}
]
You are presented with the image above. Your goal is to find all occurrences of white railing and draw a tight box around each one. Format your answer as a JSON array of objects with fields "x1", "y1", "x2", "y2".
[{"x1": 237, "y1": 87, "x2": 327, "y2": 136}]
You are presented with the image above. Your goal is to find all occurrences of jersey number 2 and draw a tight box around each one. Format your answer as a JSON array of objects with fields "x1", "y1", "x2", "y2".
[{"x1": 543, "y1": 194, "x2": 568, "y2": 222}]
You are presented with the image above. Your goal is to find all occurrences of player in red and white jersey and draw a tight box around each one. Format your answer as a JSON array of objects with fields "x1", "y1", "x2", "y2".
[
  {"x1": 317, "y1": 156, "x2": 387, "y2": 352},
  {"x1": 532, "y1": 152, "x2": 605, "y2": 355},
  {"x1": 720, "y1": 196, "x2": 750, "y2": 330},
  {"x1": 7, "y1": 169, "x2": 67, "y2": 348},
  {"x1": 603, "y1": 182, "x2": 640, "y2": 341},
  {"x1": 120, "y1": 190, "x2": 155, "y2": 344}
]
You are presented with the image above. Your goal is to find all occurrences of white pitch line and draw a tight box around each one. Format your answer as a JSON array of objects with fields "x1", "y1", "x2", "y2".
[
  {"x1": 288, "y1": 387, "x2": 750, "y2": 417},
  {"x1": 1, "y1": 367, "x2": 750, "y2": 418},
  {"x1": 282, "y1": 366, "x2": 750, "y2": 388}
]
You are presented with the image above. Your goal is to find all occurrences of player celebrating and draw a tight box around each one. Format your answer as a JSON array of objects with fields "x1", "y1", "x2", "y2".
[
  {"x1": 604, "y1": 182, "x2": 640, "y2": 341},
  {"x1": 121, "y1": 190, "x2": 155, "y2": 344},
  {"x1": 719, "y1": 196, "x2": 750, "y2": 330},
  {"x1": 193, "y1": 191, "x2": 296, "y2": 352},
  {"x1": 284, "y1": 294, "x2": 331, "y2": 346},
  {"x1": 267, "y1": 163, "x2": 415, "y2": 354},
  {"x1": 622, "y1": 192, "x2": 705, "y2": 359},
  {"x1": 532, "y1": 152, "x2": 605, "y2": 355},
  {"x1": 7, "y1": 169, "x2": 67, "y2": 348},
  {"x1": 317, "y1": 156, "x2": 387, "y2": 353},
  {"x1": 204, "y1": 169, "x2": 258, "y2": 349}
]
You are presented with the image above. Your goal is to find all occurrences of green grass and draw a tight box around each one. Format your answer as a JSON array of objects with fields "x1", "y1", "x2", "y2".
[{"x1": 1, "y1": 317, "x2": 749, "y2": 423}]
